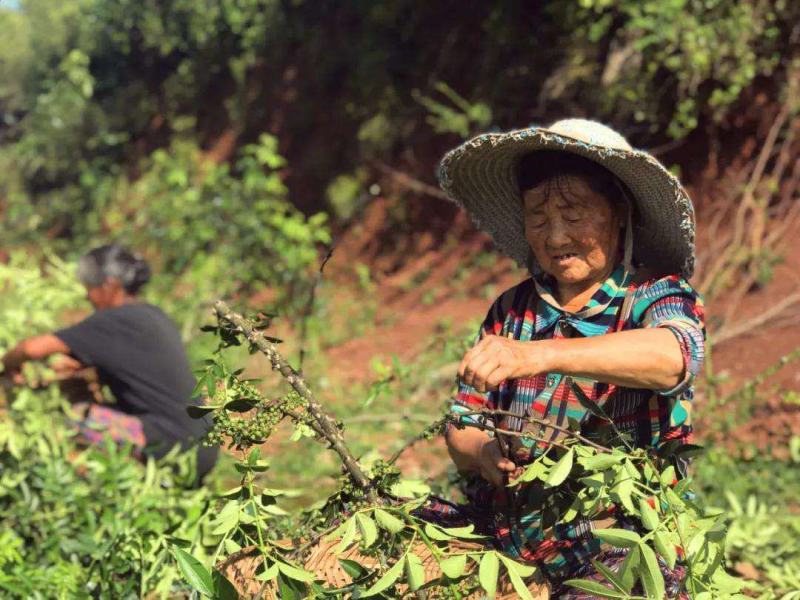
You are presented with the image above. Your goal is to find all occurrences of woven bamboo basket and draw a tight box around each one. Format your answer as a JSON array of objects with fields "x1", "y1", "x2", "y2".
[{"x1": 218, "y1": 539, "x2": 550, "y2": 599}]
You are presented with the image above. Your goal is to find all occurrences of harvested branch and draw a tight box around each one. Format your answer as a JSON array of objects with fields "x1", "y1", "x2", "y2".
[
  {"x1": 453, "y1": 409, "x2": 612, "y2": 453},
  {"x1": 214, "y1": 301, "x2": 374, "y2": 494}
]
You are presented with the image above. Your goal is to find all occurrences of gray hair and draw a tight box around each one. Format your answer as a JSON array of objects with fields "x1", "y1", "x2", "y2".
[{"x1": 77, "y1": 244, "x2": 151, "y2": 295}]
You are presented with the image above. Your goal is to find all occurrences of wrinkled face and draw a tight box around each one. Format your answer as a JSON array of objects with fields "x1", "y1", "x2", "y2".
[{"x1": 523, "y1": 175, "x2": 621, "y2": 289}]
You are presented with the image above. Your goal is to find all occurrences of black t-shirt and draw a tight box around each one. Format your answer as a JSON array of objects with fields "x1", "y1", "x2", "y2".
[{"x1": 55, "y1": 303, "x2": 217, "y2": 477}]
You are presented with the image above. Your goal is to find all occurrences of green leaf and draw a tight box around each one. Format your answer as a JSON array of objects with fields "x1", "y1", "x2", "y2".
[
  {"x1": 255, "y1": 561, "x2": 279, "y2": 581},
  {"x1": 439, "y1": 524, "x2": 486, "y2": 540},
  {"x1": 623, "y1": 459, "x2": 642, "y2": 481},
  {"x1": 498, "y1": 554, "x2": 538, "y2": 578},
  {"x1": 172, "y1": 547, "x2": 214, "y2": 597},
  {"x1": 224, "y1": 398, "x2": 256, "y2": 412},
  {"x1": 579, "y1": 453, "x2": 624, "y2": 470},
  {"x1": 593, "y1": 528, "x2": 642, "y2": 548},
  {"x1": 511, "y1": 460, "x2": 546, "y2": 485},
  {"x1": 277, "y1": 574, "x2": 304, "y2": 600},
  {"x1": 356, "y1": 514, "x2": 378, "y2": 548},
  {"x1": 639, "y1": 498, "x2": 660, "y2": 531},
  {"x1": 660, "y1": 465, "x2": 676, "y2": 488},
  {"x1": 564, "y1": 579, "x2": 627, "y2": 598},
  {"x1": 187, "y1": 404, "x2": 218, "y2": 419},
  {"x1": 211, "y1": 511, "x2": 239, "y2": 536},
  {"x1": 374, "y1": 508, "x2": 405, "y2": 534},
  {"x1": 424, "y1": 523, "x2": 453, "y2": 541},
  {"x1": 612, "y1": 478, "x2": 636, "y2": 514},
  {"x1": 617, "y1": 546, "x2": 640, "y2": 592},
  {"x1": 219, "y1": 486, "x2": 243, "y2": 499},
  {"x1": 405, "y1": 553, "x2": 425, "y2": 591},
  {"x1": 212, "y1": 570, "x2": 239, "y2": 600},
  {"x1": 545, "y1": 449, "x2": 574, "y2": 487},
  {"x1": 390, "y1": 479, "x2": 431, "y2": 498},
  {"x1": 654, "y1": 531, "x2": 677, "y2": 569},
  {"x1": 479, "y1": 552, "x2": 500, "y2": 598},
  {"x1": 338, "y1": 558, "x2": 367, "y2": 580},
  {"x1": 334, "y1": 517, "x2": 357, "y2": 553},
  {"x1": 590, "y1": 559, "x2": 628, "y2": 594},
  {"x1": 638, "y1": 543, "x2": 665, "y2": 600},
  {"x1": 506, "y1": 563, "x2": 535, "y2": 600},
  {"x1": 276, "y1": 560, "x2": 316, "y2": 583},
  {"x1": 361, "y1": 559, "x2": 404, "y2": 597},
  {"x1": 570, "y1": 379, "x2": 611, "y2": 420},
  {"x1": 440, "y1": 554, "x2": 467, "y2": 579}
]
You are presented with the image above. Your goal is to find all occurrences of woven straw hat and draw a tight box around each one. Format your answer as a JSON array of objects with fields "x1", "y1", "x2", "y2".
[{"x1": 437, "y1": 119, "x2": 696, "y2": 278}]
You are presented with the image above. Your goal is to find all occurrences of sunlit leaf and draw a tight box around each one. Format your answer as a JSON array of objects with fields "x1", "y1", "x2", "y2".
[
  {"x1": 361, "y1": 559, "x2": 404, "y2": 597},
  {"x1": 374, "y1": 508, "x2": 405, "y2": 534},
  {"x1": 617, "y1": 546, "x2": 640, "y2": 592},
  {"x1": 638, "y1": 543, "x2": 665, "y2": 600},
  {"x1": 356, "y1": 514, "x2": 378, "y2": 548},
  {"x1": 498, "y1": 554, "x2": 538, "y2": 578},
  {"x1": 338, "y1": 558, "x2": 366, "y2": 580},
  {"x1": 405, "y1": 553, "x2": 425, "y2": 591},
  {"x1": 579, "y1": 453, "x2": 623, "y2": 471},
  {"x1": 590, "y1": 559, "x2": 628, "y2": 594},
  {"x1": 440, "y1": 554, "x2": 467, "y2": 579},
  {"x1": 639, "y1": 498, "x2": 660, "y2": 531},
  {"x1": 172, "y1": 547, "x2": 213, "y2": 596},
  {"x1": 334, "y1": 517, "x2": 357, "y2": 553},
  {"x1": 654, "y1": 531, "x2": 677, "y2": 569},
  {"x1": 277, "y1": 560, "x2": 316, "y2": 583},
  {"x1": 479, "y1": 552, "x2": 499, "y2": 598},
  {"x1": 660, "y1": 465, "x2": 676, "y2": 488},
  {"x1": 564, "y1": 579, "x2": 627, "y2": 598},
  {"x1": 545, "y1": 449, "x2": 574, "y2": 487},
  {"x1": 593, "y1": 528, "x2": 641, "y2": 548}
]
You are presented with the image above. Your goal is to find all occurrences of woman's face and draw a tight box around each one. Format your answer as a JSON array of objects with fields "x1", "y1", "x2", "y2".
[
  {"x1": 85, "y1": 278, "x2": 125, "y2": 310},
  {"x1": 523, "y1": 175, "x2": 621, "y2": 289}
]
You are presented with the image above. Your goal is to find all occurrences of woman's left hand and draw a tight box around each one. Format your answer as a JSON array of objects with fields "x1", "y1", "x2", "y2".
[{"x1": 458, "y1": 335, "x2": 548, "y2": 392}]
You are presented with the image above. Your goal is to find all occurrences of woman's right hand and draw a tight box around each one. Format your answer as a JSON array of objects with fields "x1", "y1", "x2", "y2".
[{"x1": 477, "y1": 438, "x2": 517, "y2": 487}]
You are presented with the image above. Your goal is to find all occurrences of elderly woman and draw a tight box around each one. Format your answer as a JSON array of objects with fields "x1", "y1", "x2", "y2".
[
  {"x1": 2, "y1": 244, "x2": 218, "y2": 483},
  {"x1": 434, "y1": 120, "x2": 704, "y2": 598}
]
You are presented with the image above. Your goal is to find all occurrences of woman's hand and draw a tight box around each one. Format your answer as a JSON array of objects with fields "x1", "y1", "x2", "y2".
[
  {"x1": 458, "y1": 335, "x2": 549, "y2": 392},
  {"x1": 52, "y1": 354, "x2": 83, "y2": 377},
  {"x1": 477, "y1": 438, "x2": 517, "y2": 487}
]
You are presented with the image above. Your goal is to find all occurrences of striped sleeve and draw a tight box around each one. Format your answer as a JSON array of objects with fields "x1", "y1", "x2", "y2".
[{"x1": 633, "y1": 276, "x2": 706, "y2": 397}]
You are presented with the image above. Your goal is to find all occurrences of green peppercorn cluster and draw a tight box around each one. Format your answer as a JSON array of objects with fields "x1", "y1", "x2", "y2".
[{"x1": 202, "y1": 386, "x2": 311, "y2": 449}]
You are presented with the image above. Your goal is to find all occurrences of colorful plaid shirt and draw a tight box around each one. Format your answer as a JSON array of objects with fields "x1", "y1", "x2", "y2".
[{"x1": 450, "y1": 265, "x2": 705, "y2": 580}]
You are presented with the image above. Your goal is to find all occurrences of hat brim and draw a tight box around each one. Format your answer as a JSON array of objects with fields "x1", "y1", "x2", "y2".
[{"x1": 437, "y1": 127, "x2": 696, "y2": 279}]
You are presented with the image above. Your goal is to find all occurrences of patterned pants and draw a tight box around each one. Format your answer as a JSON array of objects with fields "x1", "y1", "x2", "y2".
[
  {"x1": 416, "y1": 496, "x2": 688, "y2": 599},
  {"x1": 69, "y1": 402, "x2": 146, "y2": 458}
]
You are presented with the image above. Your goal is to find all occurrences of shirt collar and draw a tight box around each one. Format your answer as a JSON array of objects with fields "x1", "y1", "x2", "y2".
[{"x1": 534, "y1": 265, "x2": 630, "y2": 337}]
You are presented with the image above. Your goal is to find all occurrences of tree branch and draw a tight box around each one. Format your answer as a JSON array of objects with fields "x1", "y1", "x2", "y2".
[{"x1": 214, "y1": 301, "x2": 374, "y2": 494}]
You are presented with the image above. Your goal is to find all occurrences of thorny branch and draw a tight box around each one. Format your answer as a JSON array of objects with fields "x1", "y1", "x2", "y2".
[
  {"x1": 454, "y1": 408, "x2": 613, "y2": 453},
  {"x1": 214, "y1": 301, "x2": 375, "y2": 497},
  {"x1": 390, "y1": 406, "x2": 614, "y2": 464}
]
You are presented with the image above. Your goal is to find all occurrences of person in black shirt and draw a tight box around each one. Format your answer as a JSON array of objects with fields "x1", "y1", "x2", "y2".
[{"x1": 2, "y1": 244, "x2": 217, "y2": 481}]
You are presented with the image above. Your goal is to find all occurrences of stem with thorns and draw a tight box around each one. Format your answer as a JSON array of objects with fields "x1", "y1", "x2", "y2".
[
  {"x1": 450, "y1": 409, "x2": 612, "y2": 453},
  {"x1": 214, "y1": 301, "x2": 374, "y2": 497}
]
